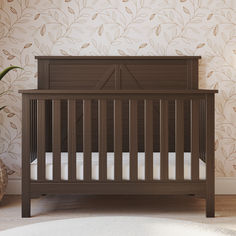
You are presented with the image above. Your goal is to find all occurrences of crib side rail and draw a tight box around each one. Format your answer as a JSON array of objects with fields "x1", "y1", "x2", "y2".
[{"x1": 21, "y1": 89, "x2": 216, "y2": 186}]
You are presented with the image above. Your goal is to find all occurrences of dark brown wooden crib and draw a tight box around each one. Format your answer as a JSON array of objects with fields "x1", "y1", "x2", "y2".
[{"x1": 20, "y1": 56, "x2": 217, "y2": 217}]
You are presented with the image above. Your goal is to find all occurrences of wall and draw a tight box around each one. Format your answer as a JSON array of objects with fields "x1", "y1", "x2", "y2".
[{"x1": 0, "y1": 0, "x2": 236, "y2": 180}]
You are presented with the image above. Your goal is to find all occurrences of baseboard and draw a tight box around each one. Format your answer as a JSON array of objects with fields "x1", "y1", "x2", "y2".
[
  {"x1": 5, "y1": 177, "x2": 236, "y2": 195},
  {"x1": 215, "y1": 177, "x2": 236, "y2": 195},
  {"x1": 6, "y1": 179, "x2": 21, "y2": 195}
]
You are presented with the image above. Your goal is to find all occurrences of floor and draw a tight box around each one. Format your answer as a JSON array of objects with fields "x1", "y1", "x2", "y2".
[{"x1": 0, "y1": 195, "x2": 236, "y2": 232}]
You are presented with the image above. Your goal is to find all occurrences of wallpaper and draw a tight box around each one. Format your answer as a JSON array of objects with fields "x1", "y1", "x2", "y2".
[{"x1": 0, "y1": 0, "x2": 236, "y2": 178}]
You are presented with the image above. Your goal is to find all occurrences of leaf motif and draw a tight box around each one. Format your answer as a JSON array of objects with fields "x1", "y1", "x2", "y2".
[
  {"x1": 54, "y1": 12, "x2": 59, "y2": 21},
  {"x1": 7, "y1": 169, "x2": 15, "y2": 175},
  {"x1": 207, "y1": 13, "x2": 213, "y2": 20},
  {"x1": 233, "y1": 107, "x2": 236, "y2": 112},
  {"x1": 65, "y1": 0, "x2": 71, "y2": 2},
  {"x1": 24, "y1": 43, "x2": 32, "y2": 49},
  {"x1": 227, "y1": 127, "x2": 232, "y2": 136},
  {"x1": 233, "y1": 50, "x2": 236, "y2": 54},
  {"x1": 149, "y1": 13, "x2": 156, "y2": 21},
  {"x1": 221, "y1": 147, "x2": 228, "y2": 158},
  {"x1": 180, "y1": 0, "x2": 187, "y2": 2},
  {"x1": 7, "y1": 113, "x2": 15, "y2": 118},
  {"x1": 213, "y1": 82, "x2": 218, "y2": 89},
  {"x1": 7, "y1": 55, "x2": 15, "y2": 60},
  {"x1": 60, "y1": 49, "x2": 69, "y2": 56},
  {"x1": 3, "y1": 108, "x2": 10, "y2": 113},
  {"x1": 40, "y1": 24, "x2": 46, "y2": 36},
  {"x1": 183, "y1": 6, "x2": 190, "y2": 15},
  {"x1": 25, "y1": 0, "x2": 29, "y2": 7},
  {"x1": 92, "y1": 13, "x2": 98, "y2": 20},
  {"x1": 34, "y1": 13, "x2": 40, "y2": 20},
  {"x1": 229, "y1": 144, "x2": 235, "y2": 154},
  {"x1": 10, "y1": 7, "x2": 17, "y2": 15},
  {"x1": 196, "y1": 43, "x2": 205, "y2": 49},
  {"x1": 81, "y1": 43, "x2": 90, "y2": 49},
  {"x1": 125, "y1": 7, "x2": 132, "y2": 15},
  {"x1": 98, "y1": 24, "x2": 104, "y2": 36},
  {"x1": 25, "y1": 55, "x2": 29, "y2": 64},
  {"x1": 213, "y1": 25, "x2": 218, "y2": 36},
  {"x1": 155, "y1": 25, "x2": 161, "y2": 36},
  {"x1": 68, "y1": 6, "x2": 75, "y2": 14},
  {"x1": 10, "y1": 122, "x2": 17, "y2": 129},
  {"x1": 139, "y1": 43, "x2": 147, "y2": 49},
  {"x1": 34, "y1": 38, "x2": 40, "y2": 48},
  {"x1": 122, "y1": 0, "x2": 128, "y2": 2},
  {"x1": 118, "y1": 49, "x2": 127, "y2": 56},
  {"x1": 217, "y1": 103, "x2": 223, "y2": 114},
  {"x1": 2, "y1": 49, "x2": 10, "y2": 55},
  {"x1": 176, "y1": 50, "x2": 184, "y2": 56},
  {"x1": 207, "y1": 71, "x2": 214, "y2": 78}
]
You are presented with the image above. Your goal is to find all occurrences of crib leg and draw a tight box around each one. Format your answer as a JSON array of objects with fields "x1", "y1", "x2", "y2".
[
  {"x1": 22, "y1": 95, "x2": 31, "y2": 218},
  {"x1": 206, "y1": 192, "x2": 215, "y2": 217},
  {"x1": 22, "y1": 194, "x2": 31, "y2": 218},
  {"x1": 205, "y1": 94, "x2": 215, "y2": 218}
]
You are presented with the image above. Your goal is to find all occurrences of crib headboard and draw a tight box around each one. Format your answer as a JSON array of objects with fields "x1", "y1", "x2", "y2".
[
  {"x1": 36, "y1": 56, "x2": 200, "y2": 90},
  {"x1": 35, "y1": 56, "x2": 204, "y2": 156}
]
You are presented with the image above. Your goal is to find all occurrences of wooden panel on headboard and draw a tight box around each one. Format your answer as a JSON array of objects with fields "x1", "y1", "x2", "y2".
[
  {"x1": 36, "y1": 56, "x2": 203, "y2": 154},
  {"x1": 37, "y1": 56, "x2": 200, "y2": 90}
]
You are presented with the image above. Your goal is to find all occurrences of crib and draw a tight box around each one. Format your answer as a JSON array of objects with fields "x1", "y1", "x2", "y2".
[{"x1": 20, "y1": 56, "x2": 217, "y2": 217}]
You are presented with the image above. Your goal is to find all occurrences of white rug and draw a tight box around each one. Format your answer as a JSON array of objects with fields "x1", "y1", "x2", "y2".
[{"x1": 0, "y1": 217, "x2": 235, "y2": 236}]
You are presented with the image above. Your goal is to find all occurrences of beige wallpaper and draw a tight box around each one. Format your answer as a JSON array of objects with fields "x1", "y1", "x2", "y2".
[{"x1": 0, "y1": 0, "x2": 236, "y2": 178}]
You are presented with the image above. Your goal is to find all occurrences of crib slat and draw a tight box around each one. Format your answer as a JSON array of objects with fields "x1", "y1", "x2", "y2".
[
  {"x1": 98, "y1": 100, "x2": 107, "y2": 181},
  {"x1": 114, "y1": 100, "x2": 122, "y2": 181},
  {"x1": 37, "y1": 100, "x2": 46, "y2": 181},
  {"x1": 145, "y1": 100, "x2": 153, "y2": 181},
  {"x1": 83, "y1": 100, "x2": 92, "y2": 181},
  {"x1": 160, "y1": 100, "x2": 168, "y2": 180},
  {"x1": 191, "y1": 99, "x2": 200, "y2": 180},
  {"x1": 31, "y1": 100, "x2": 37, "y2": 163},
  {"x1": 52, "y1": 100, "x2": 61, "y2": 181},
  {"x1": 129, "y1": 100, "x2": 138, "y2": 181},
  {"x1": 175, "y1": 100, "x2": 184, "y2": 180},
  {"x1": 68, "y1": 100, "x2": 76, "y2": 181}
]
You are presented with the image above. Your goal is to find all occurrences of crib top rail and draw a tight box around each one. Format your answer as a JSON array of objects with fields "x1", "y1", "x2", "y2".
[
  {"x1": 19, "y1": 89, "x2": 218, "y2": 101},
  {"x1": 19, "y1": 89, "x2": 218, "y2": 95},
  {"x1": 35, "y1": 56, "x2": 201, "y2": 60}
]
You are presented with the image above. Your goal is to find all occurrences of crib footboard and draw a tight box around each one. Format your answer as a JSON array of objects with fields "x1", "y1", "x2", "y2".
[{"x1": 20, "y1": 89, "x2": 217, "y2": 217}]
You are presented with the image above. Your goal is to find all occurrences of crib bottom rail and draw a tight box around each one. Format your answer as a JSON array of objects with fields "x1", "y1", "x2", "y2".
[{"x1": 30, "y1": 181, "x2": 206, "y2": 195}]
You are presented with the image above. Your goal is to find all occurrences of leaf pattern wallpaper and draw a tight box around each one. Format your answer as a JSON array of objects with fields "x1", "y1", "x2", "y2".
[{"x1": 0, "y1": 0, "x2": 236, "y2": 179}]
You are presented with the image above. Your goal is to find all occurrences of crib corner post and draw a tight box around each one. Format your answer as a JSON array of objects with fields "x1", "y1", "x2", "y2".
[
  {"x1": 22, "y1": 192, "x2": 31, "y2": 218},
  {"x1": 205, "y1": 94, "x2": 215, "y2": 218},
  {"x1": 22, "y1": 94, "x2": 31, "y2": 218}
]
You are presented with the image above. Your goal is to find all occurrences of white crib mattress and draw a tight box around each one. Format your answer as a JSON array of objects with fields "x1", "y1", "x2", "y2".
[{"x1": 31, "y1": 152, "x2": 206, "y2": 181}]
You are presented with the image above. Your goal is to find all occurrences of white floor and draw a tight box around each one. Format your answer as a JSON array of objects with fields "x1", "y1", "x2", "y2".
[
  {"x1": 1, "y1": 195, "x2": 236, "y2": 232},
  {"x1": 0, "y1": 216, "x2": 235, "y2": 236}
]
